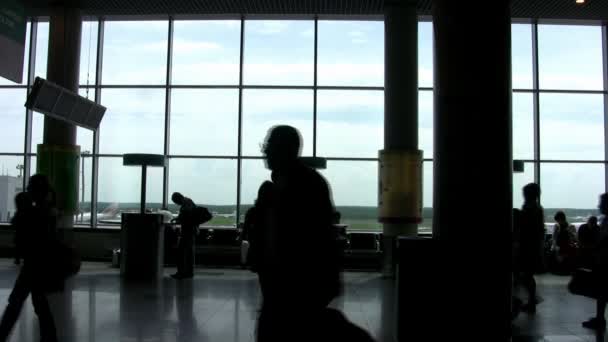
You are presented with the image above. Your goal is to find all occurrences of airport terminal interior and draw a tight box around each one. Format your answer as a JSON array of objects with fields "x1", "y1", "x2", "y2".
[{"x1": 1, "y1": 0, "x2": 608, "y2": 341}]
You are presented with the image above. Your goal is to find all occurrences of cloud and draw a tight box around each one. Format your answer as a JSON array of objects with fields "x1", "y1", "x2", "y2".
[
  {"x1": 317, "y1": 63, "x2": 383, "y2": 86},
  {"x1": 348, "y1": 30, "x2": 368, "y2": 44},
  {"x1": 300, "y1": 28, "x2": 314, "y2": 38},
  {"x1": 172, "y1": 39, "x2": 223, "y2": 54},
  {"x1": 250, "y1": 21, "x2": 290, "y2": 35},
  {"x1": 539, "y1": 73, "x2": 603, "y2": 91}
]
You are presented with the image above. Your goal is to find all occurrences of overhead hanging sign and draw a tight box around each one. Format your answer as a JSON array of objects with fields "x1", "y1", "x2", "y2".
[
  {"x1": 25, "y1": 77, "x2": 107, "y2": 130},
  {"x1": 0, "y1": 0, "x2": 26, "y2": 84}
]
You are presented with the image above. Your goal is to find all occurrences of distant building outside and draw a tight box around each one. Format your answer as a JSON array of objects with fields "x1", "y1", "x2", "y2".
[{"x1": 0, "y1": 176, "x2": 23, "y2": 222}]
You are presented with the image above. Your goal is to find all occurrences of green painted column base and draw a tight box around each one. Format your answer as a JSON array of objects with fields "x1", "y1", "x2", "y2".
[{"x1": 36, "y1": 144, "x2": 80, "y2": 215}]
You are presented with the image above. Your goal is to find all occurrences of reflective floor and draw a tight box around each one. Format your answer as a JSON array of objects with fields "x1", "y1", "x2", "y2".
[
  {"x1": 513, "y1": 274, "x2": 607, "y2": 342},
  {"x1": 0, "y1": 261, "x2": 396, "y2": 342},
  {"x1": 0, "y1": 260, "x2": 603, "y2": 342}
]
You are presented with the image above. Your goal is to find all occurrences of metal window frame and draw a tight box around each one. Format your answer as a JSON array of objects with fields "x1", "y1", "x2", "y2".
[
  {"x1": 531, "y1": 20, "x2": 541, "y2": 188},
  {"x1": 8, "y1": 17, "x2": 608, "y2": 230},
  {"x1": 313, "y1": 16, "x2": 319, "y2": 157},
  {"x1": 24, "y1": 19, "x2": 38, "y2": 190},
  {"x1": 91, "y1": 18, "x2": 104, "y2": 228},
  {"x1": 235, "y1": 17, "x2": 245, "y2": 227},
  {"x1": 162, "y1": 17, "x2": 174, "y2": 209},
  {"x1": 603, "y1": 23, "x2": 608, "y2": 194}
]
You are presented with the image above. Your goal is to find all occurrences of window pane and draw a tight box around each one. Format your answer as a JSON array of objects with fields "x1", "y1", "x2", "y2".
[
  {"x1": 31, "y1": 112, "x2": 43, "y2": 150},
  {"x1": 79, "y1": 21, "x2": 99, "y2": 86},
  {"x1": 419, "y1": 90, "x2": 433, "y2": 159},
  {"x1": 0, "y1": 156, "x2": 26, "y2": 222},
  {"x1": 172, "y1": 20, "x2": 240, "y2": 85},
  {"x1": 99, "y1": 88, "x2": 165, "y2": 154},
  {"x1": 513, "y1": 162, "x2": 535, "y2": 207},
  {"x1": 0, "y1": 89, "x2": 26, "y2": 153},
  {"x1": 35, "y1": 22, "x2": 49, "y2": 80},
  {"x1": 97, "y1": 157, "x2": 163, "y2": 223},
  {"x1": 0, "y1": 23, "x2": 30, "y2": 85},
  {"x1": 513, "y1": 93, "x2": 534, "y2": 160},
  {"x1": 77, "y1": 88, "x2": 95, "y2": 153},
  {"x1": 29, "y1": 155, "x2": 36, "y2": 178},
  {"x1": 317, "y1": 90, "x2": 383, "y2": 158},
  {"x1": 419, "y1": 22, "x2": 433, "y2": 88},
  {"x1": 538, "y1": 25, "x2": 603, "y2": 90},
  {"x1": 168, "y1": 158, "x2": 237, "y2": 227},
  {"x1": 421, "y1": 161, "x2": 433, "y2": 234},
  {"x1": 540, "y1": 94, "x2": 604, "y2": 160},
  {"x1": 102, "y1": 21, "x2": 168, "y2": 85},
  {"x1": 74, "y1": 154, "x2": 93, "y2": 225},
  {"x1": 541, "y1": 163, "x2": 604, "y2": 222},
  {"x1": 317, "y1": 21, "x2": 383, "y2": 87},
  {"x1": 32, "y1": 89, "x2": 95, "y2": 153},
  {"x1": 244, "y1": 20, "x2": 313, "y2": 85},
  {"x1": 241, "y1": 89, "x2": 313, "y2": 157},
  {"x1": 511, "y1": 24, "x2": 533, "y2": 89},
  {"x1": 320, "y1": 160, "x2": 379, "y2": 232},
  {"x1": 170, "y1": 89, "x2": 238, "y2": 156},
  {"x1": 239, "y1": 158, "x2": 272, "y2": 223}
]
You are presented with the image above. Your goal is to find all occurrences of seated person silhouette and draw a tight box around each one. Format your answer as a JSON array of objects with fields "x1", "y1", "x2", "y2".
[
  {"x1": 578, "y1": 216, "x2": 600, "y2": 269},
  {"x1": 552, "y1": 211, "x2": 578, "y2": 274}
]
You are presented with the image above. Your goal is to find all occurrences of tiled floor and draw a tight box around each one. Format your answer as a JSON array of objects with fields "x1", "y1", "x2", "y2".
[
  {"x1": 513, "y1": 274, "x2": 606, "y2": 342},
  {"x1": 0, "y1": 260, "x2": 603, "y2": 342},
  {"x1": 0, "y1": 261, "x2": 396, "y2": 342}
]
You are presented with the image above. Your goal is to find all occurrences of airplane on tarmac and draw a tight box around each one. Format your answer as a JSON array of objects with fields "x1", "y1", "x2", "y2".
[
  {"x1": 76, "y1": 205, "x2": 236, "y2": 225},
  {"x1": 76, "y1": 203, "x2": 120, "y2": 224}
]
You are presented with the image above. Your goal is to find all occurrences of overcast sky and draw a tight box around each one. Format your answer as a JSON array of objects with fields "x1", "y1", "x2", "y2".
[{"x1": 0, "y1": 20, "x2": 605, "y2": 211}]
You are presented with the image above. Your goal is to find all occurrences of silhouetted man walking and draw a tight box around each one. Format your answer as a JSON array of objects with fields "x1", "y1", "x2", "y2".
[
  {"x1": 256, "y1": 125, "x2": 341, "y2": 342},
  {"x1": 0, "y1": 175, "x2": 58, "y2": 342}
]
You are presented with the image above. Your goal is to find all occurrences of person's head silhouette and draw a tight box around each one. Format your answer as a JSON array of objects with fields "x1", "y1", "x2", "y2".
[
  {"x1": 554, "y1": 211, "x2": 567, "y2": 225},
  {"x1": 14, "y1": 192, "x2": 32, "y2": 212},
  {"x1": 263, "y1": 125, "x2": 302, "y2": 171},
  {"x1": 588, "y1": 216, "x2": 598, "y2": 226},
  {"x1": 26, "y1": 174, "x2": 52, "y2": 205},
  {"x1": 172, "y1": 192, "x2": 185, "y2": 206},
  {"x1": 522, "y1": 183, "x2": 540, "y2": 204}
]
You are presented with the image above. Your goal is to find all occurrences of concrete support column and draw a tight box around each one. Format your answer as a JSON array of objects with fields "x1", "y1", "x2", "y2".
[
  {"x1": 382, "y1": 1, "x2": 419, "y2": 277},
  {"x1": 40, "y1": 7, "x2": 82, "y2": 228},
  {"x1": 432, "y1": 0, "x2": 512, "y2": 339}
]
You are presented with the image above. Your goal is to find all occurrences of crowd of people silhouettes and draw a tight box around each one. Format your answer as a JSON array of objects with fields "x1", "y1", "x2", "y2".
[
  {"x1": 0, "y1": 125, "x2": 374, "y2": 342},
  {"x1": 15, "y1": 125, "x2": 608, "y2": 340},
  {"x1": 513, "y1": 182, "x2": 608, "y2": 333}
]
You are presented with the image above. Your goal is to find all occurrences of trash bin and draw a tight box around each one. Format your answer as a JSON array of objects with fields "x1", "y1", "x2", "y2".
[{"x1": 121, "y1": 213, "x2": 164, "y2": 281}]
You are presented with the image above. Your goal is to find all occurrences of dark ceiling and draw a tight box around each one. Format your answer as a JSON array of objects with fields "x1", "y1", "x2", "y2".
[{"x1": 21, "y1": 0, "x2": 608, "y2": 21}]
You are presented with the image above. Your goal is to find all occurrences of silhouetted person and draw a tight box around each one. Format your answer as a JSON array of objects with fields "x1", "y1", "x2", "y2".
[
  {"x1": 0, "y1": 174, "x2": 58, "y2": 342},
  {"x1": 517, "y1": 183, "x2": 545, "y2": 314},
  {"x1": 582, "y1": 193, "x2": 608, "y2": 331},
  {"x1": 256, "y1": 125, "x2": 342, "y2": 342},
  {"x1": 578, "y1": 216, "x2": 600, "y2": 269},
  {"x1": 171, "y1": 192, "x2": 196, "y2": 279},
  {"x1": 579, "y1": 216, "x2": 600, "y2": 250},
  {"x1": 512, "y1": 208, "x2": 524, "y2": 320},
  {"x1": 552, "y1": 210, "x2": 578, "y2": 273},
  {"x1": 244, "y1": 180, "x2": 274, "y2": 275},
  {"x1": 11, "y1": 192, "x2": 32, "y2": 266}
]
